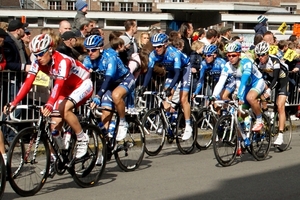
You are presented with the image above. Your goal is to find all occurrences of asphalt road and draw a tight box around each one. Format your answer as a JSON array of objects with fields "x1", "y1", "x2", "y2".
[{"x1": 3, "y1": 126, "x2": 300, "y2": 200}]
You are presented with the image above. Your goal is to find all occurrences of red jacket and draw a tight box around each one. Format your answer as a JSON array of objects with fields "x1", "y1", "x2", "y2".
[{"x1": 0, "y1": 48, "x2": 6, "y2": 70}]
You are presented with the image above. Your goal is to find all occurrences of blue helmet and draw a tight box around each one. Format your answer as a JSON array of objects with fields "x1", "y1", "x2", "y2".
[
  {"x1": 151, "y1": 33, "x2": 168, "y2": 47},
  {"x1": 203, "y1": 44, "x2": 218, "y2": 55},
  {"x1": 225, "y1": 42, "x2": 242, "y2": 53},
  {"x1": 84, "y1": 35, "x2": 104, "y2": 48}
]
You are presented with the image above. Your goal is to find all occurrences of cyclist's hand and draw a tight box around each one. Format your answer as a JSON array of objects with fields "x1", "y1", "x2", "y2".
[
  {"x1": 165, "y1": 87, "x2": 172, "y2": 97},
  {"x1": 42, "y1": 104, "x2": 53, "y2": 117},
  {"x1": 238, "y1": 100, "x2": 244, "y2": 105},
  {"x1": 137, "y1": 86, "x2": 146, "y2": 97},
  {"x1": 91, "y1": 96, "x2": 101, "y2": 109},
  {"x1": 263, "y1": 88, "x2": 271, "y2": 99},
  {"x1": 3, "y1": 103, "x2": 15, "y2": 115}
]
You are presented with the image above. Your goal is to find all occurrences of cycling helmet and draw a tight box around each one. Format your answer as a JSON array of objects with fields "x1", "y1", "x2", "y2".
[
  {"x1": 151, "y1": 33, "x2": 168, "y2": 47},
  {"x1": 225, "y1": 42, "x2": 242, "y2": 53},
  {"x1": 203, "y1": 44, "x2": 218, "y2": 55},
  {"x1": 30, "y1": 34, "x2": 52, "y2": 53},
  {"x1": 254, "y1": 41, "x2": 270, "y2": 55},
  {"x1": 84, "y1": 35, "x2": 104, "y2": 48}
]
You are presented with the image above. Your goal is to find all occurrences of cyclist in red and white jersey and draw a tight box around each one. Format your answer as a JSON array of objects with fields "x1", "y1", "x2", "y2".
[{"x1": 3, "y1": 34, "x2": 93, "y2": 158}]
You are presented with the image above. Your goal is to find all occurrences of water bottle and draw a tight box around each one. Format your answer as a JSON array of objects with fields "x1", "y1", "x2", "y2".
[
  {"x1": 98, "y1": 121, "x2": 107, "y2": 136},
  {"x1": 238, "y1": 117, "x2": 246, "y2": 132},
  {"x1": 244, "y1": 116, "x2": 251, "y2": 132},
  {"x1": 63, "y1": 130, "x2": 72, "y2": 149},
  {"x1": 108, "y1": 115, "x2": 116, "y2": 138},
  {"x1": 171, "y1": 111, "x2": 178, "y2": 125}
]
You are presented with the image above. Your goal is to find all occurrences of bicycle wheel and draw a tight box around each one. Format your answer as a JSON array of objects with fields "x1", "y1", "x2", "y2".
[
  {"x1": 0, "y1": 151, "x2": 6, "y2": 200},
  {"x1": 195, "y1": 108, "x2": 215, "y2": 150},
  {"x1": 212, "y1": 115, "x2": 238, "y2": 167},
  {"x1": 1, "y1": 121, "x2": 18, "y2": 151},
  {"x1": 142, "y1": 108, "x2": 166, "y2": 156},
  {"x1": 71, "y1": 124, "x2": 106, "y2": 187},
  {"x1": 175, "y1": 112, "x2": 197, "y2": 154},
  {"x1": 250, "y1": 113, "x2": 271, "y2": 161},
  {"x1": 115, "y1": 116, "x2": 145, "y2": 172},
  {"x1": 7, "y1": 127, "x2": 50, "y2": 197},
  {"x1": 271, "y1": 112, "x2": 292, "y2": 152}
]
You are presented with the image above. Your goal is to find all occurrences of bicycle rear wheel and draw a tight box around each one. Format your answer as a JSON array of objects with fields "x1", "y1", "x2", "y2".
[
  {"x1": 271, "y1": 112, "x2": 292, "y2": 152},
  {"x1": 0, "y1": 150, "x2": 6, "y2": 200},
  {"x1": 142, "y1": 108, "x2": 166, "y2": 156},
  {"x1": 175, "y1": 112, "x2": 197, "y2": 154},
  {"x1": 71, "y1": 124, "x2": 106, "y2": 187},
  {"x1": 212, "y1": 115, "x2": 238, "y2": 167},
  {"x1": 250, "y1": 113, "x2": 271, "y2": 161},
  {"x1": 115, "y1": 116, "x2": 145, "y2": 172},
  {"x1": 7, "y1": 127, "x2": 50, "y2": 197},
  {"x1": 195, "y1": 108, "x2": 215, "y2": 150}
]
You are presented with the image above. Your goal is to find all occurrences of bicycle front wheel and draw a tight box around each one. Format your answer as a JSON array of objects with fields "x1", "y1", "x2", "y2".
[
  {"x1": 1, "y1": 121, "x2": 19, "y2": 151},
  {"x1": 142, "y1": 108, "x2": 166, "y2": 156},
  {"x1": 115, "y1": 116, "x2": 145, "y2": 172},
  {"x1": 175, "y1": 112, "x2": 197, "y2": 154},
  {"x1": 7, "y1": 127, "x2": 50, "y2": 197},
  {"x1": 0, "y1": 150, "x2": 6, "y2": 200},
  {"x1": 212, "y1": 115, "x2": 238, "y2": 167},
  {"x1": 195, "y1": 108, "x2": 215, "y2": 150},
  {"x1": 71, "y1": 124, "x2": 106, "y2": 188}
]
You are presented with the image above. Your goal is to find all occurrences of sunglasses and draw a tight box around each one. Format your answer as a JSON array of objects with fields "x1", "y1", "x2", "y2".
[
  {"x1": 257, "y1": 53, "x2": 267, "y2": 57},
  {"x1": 205, "y1": 54, "x2": 213, "y2": 57},
  {"x1": 86, "y1": 48, "x2": 100, "y2": 53},
  {"x1": 34, "y1": 49, "x2": 48, "y2": 57},
  {"x1": 154, "y1": 45, "x2": 163, "y2": 49},
  {"x1": 227, "y1": 54, "x2": 238, "y2": 58}
]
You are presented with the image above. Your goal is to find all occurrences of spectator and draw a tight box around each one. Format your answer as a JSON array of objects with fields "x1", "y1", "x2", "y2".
[
  {"x1": 288, "y1": 34, "x2": 298, "y2": 43},
  {"x1": 119, "y1": 19, "x2": 138, "y2": 65},
  {"x1": 56, "y1": 31, "x2": 80, "y2": 60},
  {"x1": 0, "y1": 22, "x2": 8, "y2": 31},
  {"x1": 74, "y1": 18, "x2": 93, "y2": 38},
  {"x1": 263, "y1": 31, "x2": 276, "y2": 45},
  {"x1": 172, "y1": 38, "x2": 185, "y2": 51},
  {"x1": 254, "y1": 15, "x2": 268, "y2": 36},
  {"x1": 199, "y1": 28, "x2": 218, "y2": 45},
  {"x1": 178, "y1": 22, "x2": 194, "y2": 56},
  {"x1": 58, "y1": 20, "x2": 72, "y2": 35},
  {"x1": 138, "y1": 32, "x2": 150, "y2": 50},
  {"x1": 72, "y1": 0, "x2": 88, "y2": 32},
  {"x1": 21, "y1": 28, "x2": 31, "y2": 57},
  {"x1": 168, "y1": 31, "x2": 180, "y2": 43},
  {"x1": 89, "y1": 27, "x2": 105, "y2": 39},
  {"x1": 190, "y1": 40, "x2": 205, "y2": 93},
  {"x1": 0, "y1": 28, "x2": 7, "y2": 70},
  {"x1": 220, "y1": 26, "x2": 232, "y2": 45}
]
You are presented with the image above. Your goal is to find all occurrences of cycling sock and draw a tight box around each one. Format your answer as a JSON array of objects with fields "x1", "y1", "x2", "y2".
[
  {"x1": 256, "y1": 114, "x2": 262, "y2": 122},
  {"x1": 185, "y1": 119, "x2": 191, "y2": 126},
  {"x1": 77, "y1": 130, "x2": 86, "y2": 140},
  {"x1": 120, "y1": 118, "x2": 126, "y2": 125},
  {"x1": 279, "y1": 130, "x2": 283, "y2": 133}
]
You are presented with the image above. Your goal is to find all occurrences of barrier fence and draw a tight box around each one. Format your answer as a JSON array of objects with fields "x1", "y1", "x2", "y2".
[{"x1": 1, "y1": 70, "x2": 300, "y2": 126}]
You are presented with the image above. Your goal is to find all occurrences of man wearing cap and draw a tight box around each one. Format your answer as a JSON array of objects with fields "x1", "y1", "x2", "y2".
[
  {"x1": 254, "y1": 15, "x2": 268, "y2": 36},
  {"x1": 220, "y1": 26, "x2": 232, "y2": 45},
  {"x1": 3, "y1": 19, "x2": 31, "y2": 144},
  {"x1": 56, "y1": 31, "x2": 80, "y2": 60},
  {"x1": 72, "y1": 0, "x2": 88, "y2": 32}
]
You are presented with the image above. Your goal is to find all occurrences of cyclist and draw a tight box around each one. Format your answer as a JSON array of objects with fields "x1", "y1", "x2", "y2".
[
  {"x1": 3, "y1": 34, "x2": 93, "y2": 159},
  {"x1": 255, "y1": 41, "x2": 289, "y2": 145},
  {"x1": 193, "y1": 44, "x2": 226, "y2": 97},
  {"x1": 138, "y1": 33, "x2": 193, "y2": 140},
  {"x1": 213, "y1": 42, "x2": 265, "y2": 131},
  {"x1": 83, "y1": 35, "x2": 135, "y2": 141}
]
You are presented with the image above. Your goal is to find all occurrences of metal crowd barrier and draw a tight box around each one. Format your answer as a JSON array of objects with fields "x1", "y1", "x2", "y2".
[{"x1": 1, "y1": 70, "x2": 300, "y2": 126}]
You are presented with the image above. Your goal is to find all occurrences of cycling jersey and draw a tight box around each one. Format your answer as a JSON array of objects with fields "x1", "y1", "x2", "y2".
[
  {"x1": 143, "y1": 45, "x2": 190, "y2": 90},
  {"x1": 193, "y1": 57, "x2": 226, "y2": 95},
  {"x1": 11, "y1": 51, "x2": 91, "y2": 109}
]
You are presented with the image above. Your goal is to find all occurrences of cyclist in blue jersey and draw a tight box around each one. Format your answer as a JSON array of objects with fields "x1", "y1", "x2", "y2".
[
  {"x1": 138, "y1": 33, "x2": 193, "y2": 140},
  {"x1": 193, "y1": 44, "x2": 226, "y2": 97},
  {"x1": 214, "y1": 42, "x2": 265, "y2": 131},
  {"x1": 83, "y1": 35, "x2": 135, "y2": 141}
]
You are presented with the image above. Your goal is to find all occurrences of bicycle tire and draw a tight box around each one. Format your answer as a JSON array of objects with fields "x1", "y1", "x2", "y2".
[
  {"x1": 250, "y1": 113, "x2": 271, "y2": 161},
  {"x1": 115, "y1": 116, "x2": 145, "y2": 172},
  {"x1": 212, "y1": 115, "x2": 238, "y2": 167},
  {"x1": 0, "y1": 121, "x2": 19, "y2": 151},
  {"x1": 195, "y1": 107, "x2": 215, "y2": 150},
  {"x1": 0, "y1": 150, "x2": 6, "y2": 200},
  {"x1": 7, "y1": 127, "x2": 50, "y2": 197},
  {"x1": 271, "y1": 112, "x2": 292, "y2": 152},
  {"x1": 175, "y1": 112, "x2": 197, "y2": 154},
  {"x1": 142, "y1": 108, "x2": 166, "y2": 156},
  {"x1": 71, "y1": 124, "x2": 106, "y2": 187}
]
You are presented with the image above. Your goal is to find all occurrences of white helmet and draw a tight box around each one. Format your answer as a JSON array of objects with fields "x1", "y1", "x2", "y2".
[
  {"x1": 255, "y1": 41, "x2": 270, "y2": 55},
  {"x1": 30, "y1": 34, "x2": 52, "y2": 53}
]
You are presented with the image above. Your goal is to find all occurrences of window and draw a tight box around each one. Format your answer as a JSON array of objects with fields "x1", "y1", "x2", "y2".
[
  {"x1": 120, "y1": 2, "x2": 133, "y2": 12},
  {"x1": 66, "y1": 1, "x2": 76, "y2": 10},
  {"x1": 138, "y1": 3, "x2": 152, "y2": 12},
  {"x1": 172, "y1": 0, "x2": 184, "y2": 2},
  {"x1": 282, "y1": 5, "x2": 296, "y2": 14},
  {"x1": 101, "y1": 2, "x2": 114, "y2": 11},
  {"x1": 48, "y1": 1, "x2": 62, "y2": 10}
]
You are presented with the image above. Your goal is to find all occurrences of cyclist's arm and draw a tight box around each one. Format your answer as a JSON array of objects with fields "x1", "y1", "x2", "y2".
[
  {"x1": 212, "y1": 72, "x2": 228, "y2": 97},
  {"x1": 237, "y1": 66, "x2": 251, "y2": 99},
  {"x1": 193, "y1": 66, "x2": 206, "y2": 95},
  {"x1": 142, "y1": 54, "x2": 156, "y2": 88},
  {"x1": 96, "y1": 75, "x2": 112, "y2": 97},
  {"x1": 268, "y1": 68, "x2": 280, "y2": 90}
]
